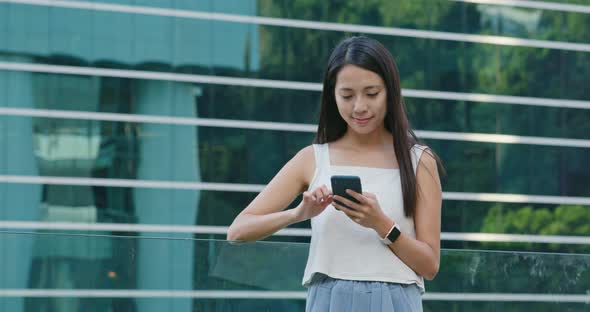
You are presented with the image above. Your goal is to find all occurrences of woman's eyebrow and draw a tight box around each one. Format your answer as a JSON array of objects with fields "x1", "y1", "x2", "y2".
[{"x1": 338, "y1": 85, "x2": 381, "y2": 91}]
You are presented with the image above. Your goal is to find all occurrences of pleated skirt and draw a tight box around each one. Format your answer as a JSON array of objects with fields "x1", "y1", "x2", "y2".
[{"x1": 305, "y1": 274, "x2": 423, "y2": 312}]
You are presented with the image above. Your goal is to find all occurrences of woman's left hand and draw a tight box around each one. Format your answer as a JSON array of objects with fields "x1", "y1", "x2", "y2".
[{"x1": 332, "y1": 190, "x2": 388, "y2": 230}]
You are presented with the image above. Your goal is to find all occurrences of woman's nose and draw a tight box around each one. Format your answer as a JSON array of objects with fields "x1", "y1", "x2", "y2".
[{"x1": 353, "y1": 100, "x2": 368, "y2": 113}]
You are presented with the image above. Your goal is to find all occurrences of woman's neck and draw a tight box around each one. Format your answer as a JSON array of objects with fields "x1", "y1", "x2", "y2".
[{"x1": 339, "y1": 127, "x2": 393, "y2": 150}]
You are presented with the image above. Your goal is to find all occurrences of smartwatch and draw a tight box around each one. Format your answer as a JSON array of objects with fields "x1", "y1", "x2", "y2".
[{"x1": 380, "y1": 223, "x2": 401, "y2": 245}]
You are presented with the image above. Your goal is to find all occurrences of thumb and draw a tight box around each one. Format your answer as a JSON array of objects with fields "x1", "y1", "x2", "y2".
[
  {"x1": 320, "y1": 195, "x2": 334, "y2": 207},
  {"x1": 303, "y1": 191, "x2": 316, "y2": 203}
]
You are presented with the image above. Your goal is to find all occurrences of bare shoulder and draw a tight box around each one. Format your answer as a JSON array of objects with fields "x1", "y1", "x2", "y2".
[
  {"x1": 295, "y1": 144, "x2": 315, "y2": 160},
  {"x1": 291, "y1": 145, "x2": 316, "y2": 188},
  {"x1": 417, "y1": 145, "x2": 436, "y2": 167},
  {"x1": 412, "y1": 144, "x2": 432, "y2": 162},
  {"x1": 414, "y1": 145, "x2": 441, "y2": 189}
]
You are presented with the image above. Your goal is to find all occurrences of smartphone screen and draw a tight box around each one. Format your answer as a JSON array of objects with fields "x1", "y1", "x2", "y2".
[{"x1": 330, "y1": 175, "x2": 362, "y2": 210}]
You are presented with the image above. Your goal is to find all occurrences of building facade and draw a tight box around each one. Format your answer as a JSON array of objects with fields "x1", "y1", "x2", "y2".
[{"x1": 1, "y1": 0, "x2": 589, "y2": 311}]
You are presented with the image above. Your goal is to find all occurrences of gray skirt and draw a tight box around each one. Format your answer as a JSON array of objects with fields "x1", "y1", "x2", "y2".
[{"x1": 305, "y1": 274, "x2": 423, "y2": 312}]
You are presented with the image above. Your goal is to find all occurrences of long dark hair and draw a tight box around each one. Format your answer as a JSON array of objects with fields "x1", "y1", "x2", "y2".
[{"x1": 314, "y1": 36, "x2": 444, "y2": 218}]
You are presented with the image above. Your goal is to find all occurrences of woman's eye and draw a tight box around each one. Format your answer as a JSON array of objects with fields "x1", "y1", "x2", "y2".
[
  {"x1": 341, "y1": 95, "x2": 353, "y2": 100},
  {"x1": 367, "y1": 92, "x2": 379, "y2": 97}
]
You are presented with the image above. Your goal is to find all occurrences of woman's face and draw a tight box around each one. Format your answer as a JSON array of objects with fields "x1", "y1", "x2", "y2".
[{"x1": 334, "y1": 64, "x2": 388, "y2": 135}]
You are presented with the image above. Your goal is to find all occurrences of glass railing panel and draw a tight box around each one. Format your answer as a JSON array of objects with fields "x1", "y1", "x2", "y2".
[{"x1": 0, "y1": 232, "x2": 589, "y2": 311}]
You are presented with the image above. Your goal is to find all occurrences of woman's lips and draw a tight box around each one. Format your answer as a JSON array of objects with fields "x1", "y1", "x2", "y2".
[{"x1": 353, "y1": 117, "x2": 372, "y2": 125}]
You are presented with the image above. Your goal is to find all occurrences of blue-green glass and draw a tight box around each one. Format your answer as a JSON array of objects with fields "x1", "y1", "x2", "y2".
[
  {"x1": 0, "y1": 232, "x2": 589, "y2": 311},
  {"x1": 254, "y1": 0, "x2": 590, "y2": 43},
  {"x1": 2, "y1": 69, "x2": 589, "y2": 142},
  {"x1": 3, "y1": 2, "x2": 590, "y2": 100},
  {"x1": 42, "y1": 0, "x2": 590, "y2": 43},
  {"x1": 2, "y1": 116, "x2": 589, "y2": 197},
  {"x1": 1, "y1": 181, "x2": 589, "y2": 254}
]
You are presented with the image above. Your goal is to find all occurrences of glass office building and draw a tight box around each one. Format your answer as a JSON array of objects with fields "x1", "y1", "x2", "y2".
[{"x1": 1, "y1": 0, "x2": 589, "y2": 311}]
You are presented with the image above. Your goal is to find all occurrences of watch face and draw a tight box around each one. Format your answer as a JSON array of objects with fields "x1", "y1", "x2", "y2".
[{"x1": 387, "y1": 226, "x2": 401, "y2": 243}]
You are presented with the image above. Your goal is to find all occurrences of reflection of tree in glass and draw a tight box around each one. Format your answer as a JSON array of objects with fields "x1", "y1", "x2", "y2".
[{"x1": 481, "y1": 204, "x2": 590, "y2": 253}]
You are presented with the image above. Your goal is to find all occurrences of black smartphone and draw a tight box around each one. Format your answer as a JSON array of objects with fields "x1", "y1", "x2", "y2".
[{"x1": 330, "y1": 175, "x2": 363, "y2": 210}]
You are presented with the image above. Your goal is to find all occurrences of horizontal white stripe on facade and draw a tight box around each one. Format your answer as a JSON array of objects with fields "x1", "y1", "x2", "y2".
[
  {"x1": 2, "y1": 221, "x2": 590, "y2": 245},
  {"x1": 440, "y1": 232, "x2": 590, "y2": 245},
  {"x1": 0, "y1": 289, "x2": 588, "y2": 303},
  {"x1": 2, "y1": 62, "x2": 590, "y2": 110},
  {"x1": 423, "y1": 292, "x2": 590, "y2": 303},
  {"x1": 0, "y1": 221, "x2": 312, "y2": 237},
  {"x1": 401, "y1": 89, "x2": 590, "y2": 110},
  {"x1": 0, "y1": 62, "x2": 321, "y2": 91},
  {"x1": 0, "y1": 289, "x2": 307, "y2": 300},
  {"x1": 1, "y1": 175, "x2": 590, "y2": 206},
  {"x1": 0, "y1": 175, "x2": 265, "y2": 192},
  {"x1": 442, "y1": 191, "x2": 590, "y2": 205},
  {"x1": 5, "y1": 0, "x2": 590, "y2": 52},
  {"x1": 451, "y1": 0, "x2": 590, "y2": 14},
  {"x1": 2, "y1": 108, "x2": 590, "y2": 148},
  {"x1": 415, "y1": 130, "x2": 590, "y2": 148},
  {"x1": 0, "y1": 108, "x2": 318, "y2": 132}
]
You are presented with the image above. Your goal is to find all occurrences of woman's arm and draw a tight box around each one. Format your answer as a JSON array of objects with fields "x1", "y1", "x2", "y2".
[
  {"x1": 380, "y1": 151, "x2": 442, "y2": 280},
  {"x1": 333, "y1": 151, "x2": 442, "y2": 280},
  {"x1": 227, "y1": 146, "x2": 332, "y2": 242}
]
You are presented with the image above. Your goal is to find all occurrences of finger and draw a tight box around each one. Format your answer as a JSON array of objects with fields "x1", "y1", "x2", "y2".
[
  {"x1": 321, "y1": 195, "x2": 334, "y2": 207},
  {"x1": 321, "y1": 185, "x2": 333, "y2": 196},
  {"x1": 345, "y1": 189, "x2": 368, "y2": 204},
  {"x1": 312, "y1": 190, "x2": 321, "y2": 203},
  {"x1": 315, "y1": 188, "x2": 331, "y2": 203},
  {"x1": 332, "y1": 201, "x2": 362, "y2": 218},
  {"x1": 302, "y1": 191, "x2": 311, "y2": 200},
  {"x1": 303, "y1": 191, "x2": 317, "y2": 203},
  {"x1": 363, "y1": 192, "x2": 377, "y2": 200},
  {"x1": 320, "y1": 185, "x2": 332, "y2": 198},
  {"x1": 333, "y1": 195, "x2": 362, "y2": 210},
  {"x1": 316, "y1": 187, "x2": 328, "y2": 202}
]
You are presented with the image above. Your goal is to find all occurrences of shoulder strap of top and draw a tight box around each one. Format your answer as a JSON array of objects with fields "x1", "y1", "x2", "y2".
[
  {"x1": 410, "y1": 144, "x2": 428, "y2": 175},
  {"x1": 312, "y1": 144, "x2": 331, "y2": 171}
]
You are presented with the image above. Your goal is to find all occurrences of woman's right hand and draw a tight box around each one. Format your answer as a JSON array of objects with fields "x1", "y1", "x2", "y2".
[{"x1": 293, "y1": 185, "x2": 333, "y2": 222}]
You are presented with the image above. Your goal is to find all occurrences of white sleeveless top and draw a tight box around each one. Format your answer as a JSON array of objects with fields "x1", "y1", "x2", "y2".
[{"x1": 302, "y1": 143, "x2": 428, "y2": 293}]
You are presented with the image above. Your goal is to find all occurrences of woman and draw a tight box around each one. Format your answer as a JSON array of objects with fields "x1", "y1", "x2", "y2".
[{"x1": 227, "y1": 36, "x2": 443, "y2": 312}]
